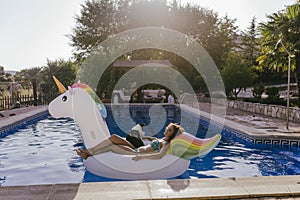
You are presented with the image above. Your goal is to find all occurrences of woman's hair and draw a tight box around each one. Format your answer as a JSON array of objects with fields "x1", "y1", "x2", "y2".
[{"x1": 166, "y1": 123, "x2": 184, "y2": 143}]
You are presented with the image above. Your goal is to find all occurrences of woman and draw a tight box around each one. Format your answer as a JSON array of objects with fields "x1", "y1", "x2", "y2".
[{"x1": 76, "y1": 123, "x2": 184, "y2": 160}]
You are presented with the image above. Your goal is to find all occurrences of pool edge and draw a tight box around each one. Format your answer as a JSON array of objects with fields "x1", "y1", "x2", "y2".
[
  {"x1": 0, "y1": 105, "x2": 48, "y2": 138},
  {"x1": 1, "y1": 176, "x2": 300, "y2": 200}
]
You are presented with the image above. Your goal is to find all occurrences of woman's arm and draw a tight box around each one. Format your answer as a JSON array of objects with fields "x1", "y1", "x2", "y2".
[{"x1": 133, "y1": 143, "x2": 170, "y2": 161}]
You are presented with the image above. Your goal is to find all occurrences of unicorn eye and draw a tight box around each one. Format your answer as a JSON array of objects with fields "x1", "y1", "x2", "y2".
[{"x1": 62, "y1": 96, "x2": 67, "y2": 102}]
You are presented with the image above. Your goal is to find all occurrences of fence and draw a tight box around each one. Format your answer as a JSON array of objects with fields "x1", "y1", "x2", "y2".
[{"x1": 0, "y1": 94, "x2": 55, "y2": 110}]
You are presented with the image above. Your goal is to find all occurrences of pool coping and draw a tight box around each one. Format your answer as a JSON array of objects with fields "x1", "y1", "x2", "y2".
[
  {"x1": 1, "y1": 175, "x2": 300, "y2": 199},
  {"x1": 0, "y1": 105, "x2": 48, "y2": 138},
  {"x1": 181, "y1": 104, "x2": 300, "y2": 147}
]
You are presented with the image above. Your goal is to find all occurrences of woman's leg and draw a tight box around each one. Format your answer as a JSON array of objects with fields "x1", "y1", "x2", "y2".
[
  {"x1": 77, "y1": 143, "x2": 138, "y2": 159},
  {"x1": 87, "y1": 134, "x2": 134, "y2": 155},
  {"x1": 89, "y1": 144, "x2": 137, "y2": 155},
  {"x1": 76, "y1": 149, "x2": 92, "y2": 159},
  {"x1": 77, "y1": 145, "x2": 113, "y2": 159},
  {"x1": 109, "y1": 134, "x2": 135, "y2": 148},
  {"x1": 87, "y1": 137, "x2": 113, "y2": 154},
  {"x1": 109, "y1": 145, "x2": 137, "y2": 155}
]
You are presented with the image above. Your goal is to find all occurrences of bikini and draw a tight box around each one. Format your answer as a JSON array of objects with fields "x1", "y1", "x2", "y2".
[
  {"x1": 150, "y1": 139, "x2": 160, "y2": 152},
  {"x1": 133, "y1": 139, "x2": 161, "y2": 152}
]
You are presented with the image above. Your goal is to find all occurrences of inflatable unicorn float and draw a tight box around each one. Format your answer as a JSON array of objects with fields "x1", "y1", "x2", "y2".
[{"x1": 48, "y1": 76, "x2": 221, "y2": 180}]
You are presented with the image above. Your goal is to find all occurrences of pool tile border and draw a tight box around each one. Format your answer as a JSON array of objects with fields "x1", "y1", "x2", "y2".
[{"x1": 222, "y1": 125, "x2": 300, "y2": 148}]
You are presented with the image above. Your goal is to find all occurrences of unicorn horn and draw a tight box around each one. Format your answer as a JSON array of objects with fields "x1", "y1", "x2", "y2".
[{"x1": 53, "y1": 76, "x2": 67, "y2": 93}]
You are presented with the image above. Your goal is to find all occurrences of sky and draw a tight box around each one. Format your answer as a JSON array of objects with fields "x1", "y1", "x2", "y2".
[{"x1": 0, "y1": 0, "x2": 297, "y2": 71}]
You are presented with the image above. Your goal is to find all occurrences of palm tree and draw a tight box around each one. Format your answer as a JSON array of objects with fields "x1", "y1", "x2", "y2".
[{"x1": 258, "y1": 2, "x2": 300, "y2": 105}]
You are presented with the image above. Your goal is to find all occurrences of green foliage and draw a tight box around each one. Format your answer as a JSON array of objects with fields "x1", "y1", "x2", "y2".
[
  {"x1": 240, "y1": 17, "x2": 261, "y2": 86},
  {"x1": 265, "y1": 87, "x2": 280, "y2": 99},
  {"x1": 40, "y1": 59, "x2": 78, "y2": 95},
  {"x1": 258, "y1": 1, "x2": 300, "y2": 105},
  {"x1": 70, "y1": 0, "x2": 238, "y2": 94},
  {"x1": 221, "y1": 53, "x2": 256, "y2": 98},
  {"x1": 210, "y1": 15, "x2": 238, "y2": 70},
  {"x1": 70, "y1": 1, "x2": 238, "y2": 64},
  {"x1": 264, "y1": 87, "x2": 286, "y2": 106},
  {"x1": 244, "y1": 97, "x2": 286, "y2": 106},
  {"x1": 252, "y1": 84, "x2": 264, "y2": 99},
  {"x1": 246, "y1": 85, "x2": 287, "y2": 106},
  {"x1": 258, "y1": 10, "x2": 296, "y2": 72},
  {"x1": 0, "y1": 66, "x2": 15, "y2": 95},
  {"x1": 16, "y1": 67, "x2": 42, "y2": 105},
  {"x1": 240, "y1": 17, "x2": 260, "y2": 67},
  {"x1": 69, "y1": 0, "x2": 118, "y2": 63},
  {"x1": 0, "y1": 66, "x2": 14, "y2": 82}
]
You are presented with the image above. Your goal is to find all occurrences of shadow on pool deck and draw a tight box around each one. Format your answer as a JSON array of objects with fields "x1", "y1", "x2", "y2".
[{"x1": 197, "y1": 102, "x2": 300, "y2": 141}]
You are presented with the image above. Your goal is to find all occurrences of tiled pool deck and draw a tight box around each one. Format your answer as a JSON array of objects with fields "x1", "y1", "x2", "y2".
[
  {"x1": 1, "y1": 104, "x2": 300, "y2": 199},
  {"x1": 194, "y1": 102, "x2": 300, "y2": 146}
]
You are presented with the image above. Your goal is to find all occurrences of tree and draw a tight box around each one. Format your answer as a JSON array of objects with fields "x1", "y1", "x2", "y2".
[
  {"x1": 70, "y1": 0, "x2": 238, "y2": 66},
  {"x1": 240, "y1": 17, "x2": 260, "y2": 67},
  {"x1": 0, "y1": 66, "x2": 14, "y2": 83},
  {"x1": 209, "y1": 15, "x2": 238, "y2": 70},
  {"x1": 239, "y1": 17, "x2": 263, "y2": 96},
  {"x1": 69, "y1": 0, "x2": 116, "y2": 62},
  {"x1": 40, "y1": 59, "x2": 78, "y2": 96},
  {"x1": 126, "y1": 0, "x2": 169, "y2": 29},
  {"x1": 221, "y1": 53, "x2": 256, "y2": 99},
  {"x1": 0, "y1": 66, "x2": 14, "y2": 96},
  {"x1": 17, "y1": 67, "x2": 42, "y2": 105},
  {"x1": 258, "y1": 2, "x2": 300, "y2": 105},
  {"x1": 70, "y1": 0, "x2": 238, "y2": 95}
]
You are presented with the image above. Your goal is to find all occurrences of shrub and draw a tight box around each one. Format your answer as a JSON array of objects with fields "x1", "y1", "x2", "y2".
[
  {"x1": 252, "y1": 84, "x2": 264, "y2": 99},
  {"x1": 265, "y1": 87, "x2": 279, "y2": 99},
  {"x1": 244, "y1": 97, "x2": 286, "y2": 106}
]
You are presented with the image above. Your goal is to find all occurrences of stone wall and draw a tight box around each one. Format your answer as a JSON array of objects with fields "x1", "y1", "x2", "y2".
[{"x1": 227, "y1": 100, "x2": 300, "y2": 123}]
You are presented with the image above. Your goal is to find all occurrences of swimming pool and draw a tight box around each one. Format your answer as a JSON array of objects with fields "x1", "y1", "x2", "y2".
[{"x1": 1, "y1": 105, "x2": 300, "y2": 186}]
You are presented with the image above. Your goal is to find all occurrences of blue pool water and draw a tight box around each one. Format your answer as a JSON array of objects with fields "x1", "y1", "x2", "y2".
[{"x1": 1, "y1": 105, "x2": 300, "y2": 186}]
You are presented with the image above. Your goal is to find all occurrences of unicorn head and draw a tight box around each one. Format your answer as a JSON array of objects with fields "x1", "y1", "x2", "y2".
[
  {"x1": 49, "y1": 76, "x2": 107, "y2": 119},
  {"x1": 48, "y1": 76, "x2": 110, "y2": 148},
  {"x1": 48, "y1": 76, "x2": 74, "y2": 118}
]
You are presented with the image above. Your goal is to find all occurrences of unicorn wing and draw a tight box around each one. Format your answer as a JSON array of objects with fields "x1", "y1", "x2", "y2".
[{"x1": 167, "y1": 133, "x2": 221, "y2": 160}]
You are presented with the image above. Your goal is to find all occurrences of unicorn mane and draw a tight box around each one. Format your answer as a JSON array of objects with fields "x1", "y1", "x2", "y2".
[{"x1": 71, "y1": 83, "x2": 107, "y2": 118}]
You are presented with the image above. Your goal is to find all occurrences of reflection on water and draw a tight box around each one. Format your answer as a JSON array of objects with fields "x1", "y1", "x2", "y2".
[
  {"x1": 0, "y1": 117, "x2": 85, "y2": 186},
  {"x1": 1, "y1": 105, "x2": 300, "y2": 186},
  {"x1": 190, "y1": 137, "x2": 300, "y2": 178}
]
